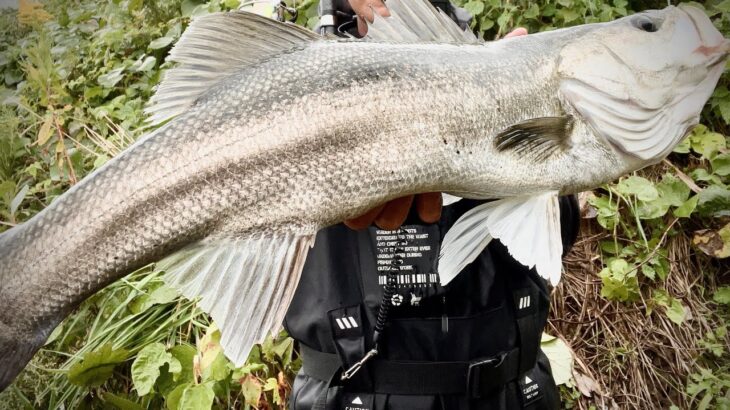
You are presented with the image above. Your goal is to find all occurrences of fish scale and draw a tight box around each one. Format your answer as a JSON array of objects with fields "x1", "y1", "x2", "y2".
[{"x1": 1, "y1": 0, "x2": 728, "y2": 389}]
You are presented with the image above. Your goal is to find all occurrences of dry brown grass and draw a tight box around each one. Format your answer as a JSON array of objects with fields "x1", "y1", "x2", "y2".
[{"x1": 549, "y1": 219, "x2": 729, "y2": 409}]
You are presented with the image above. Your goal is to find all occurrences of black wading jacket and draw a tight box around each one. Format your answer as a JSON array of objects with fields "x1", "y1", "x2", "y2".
[{"x1": 284, "y1": 197, "x2": 579, "y2": 410}]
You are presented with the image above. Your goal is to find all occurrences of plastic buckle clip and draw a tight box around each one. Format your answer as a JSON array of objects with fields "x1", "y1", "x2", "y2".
[{"x1": 466, "y1": 352, "x2": 507, "y2": 399}]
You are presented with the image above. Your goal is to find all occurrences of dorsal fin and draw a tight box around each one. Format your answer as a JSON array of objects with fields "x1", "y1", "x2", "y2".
[
  {"x1": 366, "y1": 0, "x2": 481, "y2": 44},
  {"x1": 145, "y1": 12, "x2": 320, "y2": 125}
]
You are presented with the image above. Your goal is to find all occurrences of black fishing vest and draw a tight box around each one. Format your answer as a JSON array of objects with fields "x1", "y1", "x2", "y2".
[{"x1": 284, "y1": 197, "x2": 579, "y2": 410}]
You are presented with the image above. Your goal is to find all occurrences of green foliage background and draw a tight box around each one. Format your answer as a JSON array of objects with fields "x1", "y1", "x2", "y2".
[{"x1": 0, "y1": 0, "x2": 727, "y2": 408}]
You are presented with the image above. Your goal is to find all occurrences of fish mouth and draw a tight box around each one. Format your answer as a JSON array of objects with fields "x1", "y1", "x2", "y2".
[
  {"x1": 679, "y1": 4, "x2": 730, "y2": 64},
  {"x1": 706, "y1": 40, "x2": 730, "y2": 70}
]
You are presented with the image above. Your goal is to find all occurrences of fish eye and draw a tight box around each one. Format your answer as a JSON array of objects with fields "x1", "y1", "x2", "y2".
[{"x1": 632, "y1": 15, "x2": 660, "y2": 33}]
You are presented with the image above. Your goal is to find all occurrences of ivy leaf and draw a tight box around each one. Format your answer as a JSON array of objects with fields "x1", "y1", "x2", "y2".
[
  {"x1": 181, "y1": 0, "x2": 206, "y2": 17},
  {"x1": 690, "y1": 168, "x2": 718, "y2": 183},
  {"x1": 171, "y1": 345, "x2": 197, "y2": 382},
  {"x1": 697, "y1": 186, "x2": 730, "y2": 217},
  {"x1": 263, "y1": 377, "x2": 278, "y2": 391},
  {"x1": 652, "y1": 289, "x2": 686, "y2": 324},
  {"x1": 132, "y1": 56, "x2": 157, "y2": 72},
  {"x1": 653, "y1": 254, "x2": 670, "y2": 281},
  {"x1": 203, "y1": 350, "x2": 231, "y2": 382},
  {"x1": 270, "y1": 336, "x2": 294, "y2": 360},
  {"x1": 232, "y1": 362, "x2": 267, "y2": 380},
  {"x1": 599, "y1": 258, "x2": 640, "y2": 302},
  {"x1": 524, "y1": 3, "x2": 540, "y2": 19},
  {"x1": 197, "y1": 324, "x2": 223, "y2": 374},
  {"x1": 128, "y1": 282, "x2": 179, "y2": 314},
  {"x1": 479, "y1": 17, "x2": 494, "y2": 31},
  {"x1": 540, "y1": 334, "x2": 574, "y2": 385},
  {"x1": 674, "y1": 195, "x2": 699, "y2": 218},
  {"x1": 600, "y1": 241, "x2": 621, "y2": 255},
  {"x1": 641, "y1": 264, "x2": 656, "y2": 280},
  {"x1": 132, "y1": 343, "x2": 182, "y2": 396},
  {"x1": 496, "y1": 12, "x2": 512, "y2": 31},
  {"x1": 101, "y1": 392, "x2": 145, "y2": 410},
  {"x1": 557, "y1": 8, "x2": 581, "y2": 23},
  {"x1": 652, "y1": 289, "x2": 670, "y2": 306},
  {"x1": 656, "y1": 174, "x2": 690, "y2": 207},
  {"x1": 666, "y1": 299, "x2": 687, "y2": 325},
  {"x1": 148, "y1": 37, "x2": 173, "y2": 50},
  {"x1": 179, "y1": 382, "x2": 215, "y2": 410},
  {"x1": 710, "y1": 153, "x2": 730, "y2": 176},
  {"x1": 463, "y1": 1, "x2": 485, "y2": 16},
  {"x1": 690, "y1": 127, "x2": 726, "y2": 158},
  {"x1": 68, "y1": 344, "x2": 129, "y2": 387},
  {"x1": 588, "y1": 194, "x2": 618, "y2": 230},
  {"x1": 98, "y1": 67, "x2": 125, "y2": 88},
  {"x1": 616, "y1": 176, "x2": 658, "y2": 201},
  {"x1": 673, "y1": 136, "x2": 691, "y2": 154},
  {"x1": 637, "y1": 199, "x2": 669, "y2": 219},
  {"x1": 263, "y1": 376, "x2": 283, "y2": 404},
  {"x1": 166, "y1": 383, "x2": 190, "y2": 410},
  {"x1": 240, "y1": 376, "x2": 263, "y2": 406},
  {"x1": 719, "y1": 100, "x2": 730, "y2": 124},
  {"x1": 713, "y1": 286, "x2": 730, "y2": 305},
  {"x1": 157, "y1": 344, "x2": 197, "y2": 395},
  {"x1": 716, "y1": 0, "x2": 730, "y2": 12}
]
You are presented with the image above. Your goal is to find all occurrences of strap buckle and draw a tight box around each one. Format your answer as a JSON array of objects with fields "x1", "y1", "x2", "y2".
[{"x1": 466, "y1": 352, "x2": 507, "y2": 399}]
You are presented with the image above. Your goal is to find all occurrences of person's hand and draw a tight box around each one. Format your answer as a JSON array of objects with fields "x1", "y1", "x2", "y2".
[
  {"x1": 344, "y1": 11, "x2": 528, "y2": 230},
  {"x1": 348, "y1": 0, "x2": 390, "y2": 36},
  {"x1": 348, "y1": 1, "x2": 529, "y2": 38},
  {"x1": 345, "y1": 192, "x2": 442, "y2": 230},
  {"x1": 503, "y1": 27, "x2": 528, "y2": 38}
]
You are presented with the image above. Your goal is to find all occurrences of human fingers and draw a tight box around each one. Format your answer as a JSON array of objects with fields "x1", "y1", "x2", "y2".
[
  {"x1": 415, "y1": 192, "x2": 442, "y2": 224},
  {"x1": 349, "y1": 0, "x2": 390, "y2": 22},
  {"x1": 350, "y1": 0, "x2": 390, "y2": 36},
  {"x1": 374, "y1": 195, "x2": 414, "y2": 230},
  {"x1": 504, "y1": 27, "x2": 528, "y2": 38},
  {"x1": 344, "y1": 202, "x2": 386, "y2": 230}
]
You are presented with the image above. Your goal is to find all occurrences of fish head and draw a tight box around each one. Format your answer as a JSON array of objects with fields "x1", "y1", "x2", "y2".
[{"x1": 558, "y1": 5, "x2": 729, "y2": 165}]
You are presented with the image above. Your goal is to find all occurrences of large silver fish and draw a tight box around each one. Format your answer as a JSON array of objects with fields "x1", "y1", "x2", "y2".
[{"x1": 0, "y1": 0, "x2": 727, "y2": 390}]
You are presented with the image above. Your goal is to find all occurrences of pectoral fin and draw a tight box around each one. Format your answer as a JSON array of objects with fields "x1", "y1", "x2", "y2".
[
  {"x1": 439, "y1": 192, "x2": 563, "y2": 286},
  {"x1": 494, "y1": 117, "x2": 573, "y2": 161},
  {"x1": 160, "y1": 233, "x2": 314, "y2": 366}
]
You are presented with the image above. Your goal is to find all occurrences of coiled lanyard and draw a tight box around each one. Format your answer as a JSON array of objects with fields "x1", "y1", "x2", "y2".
[{"x1": 341, "y1": 227, "x2": 408, "y2": 380}]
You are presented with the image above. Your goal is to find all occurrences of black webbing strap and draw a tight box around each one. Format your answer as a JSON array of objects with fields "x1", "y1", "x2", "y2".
[
  {"x1": 302, "y1": 344, "x2": 343, "y2": 382},
  {"x1": 301, "y1": 345, "x2": 522, "y2": 399},
  {"x1": 516, "y1": 309, "x2": 539, "y2": 374},
  {"x1": 510, "y1": 285, "x2": 541, "y2": 376}
]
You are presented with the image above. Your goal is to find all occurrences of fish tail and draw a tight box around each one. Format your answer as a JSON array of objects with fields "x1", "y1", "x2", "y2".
[
  {"x1": 0, "y1": 321, "x2": 43, "y2": 391},
  {"x1": 0, "y1": 228, "x2": 48, "y2": 391}
]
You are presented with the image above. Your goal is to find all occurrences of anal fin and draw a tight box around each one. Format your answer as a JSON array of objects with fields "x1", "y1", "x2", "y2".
[{"x1": 160, "y1": 233, "x2": 314, "y2": 366}]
